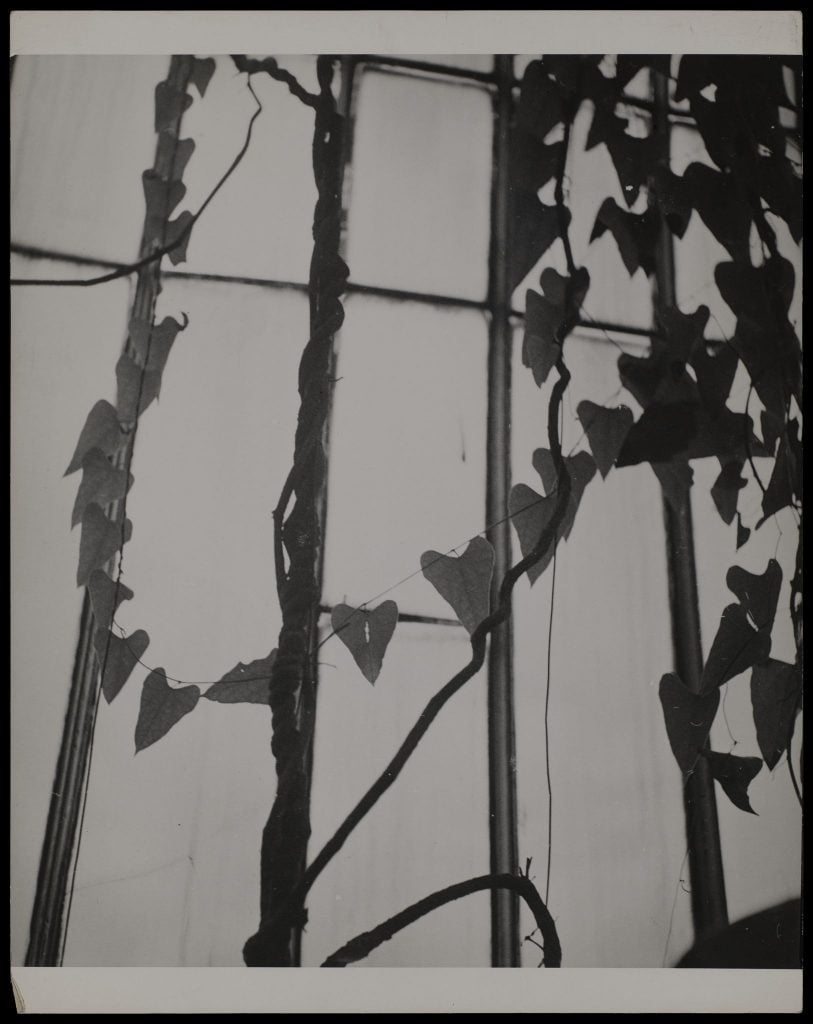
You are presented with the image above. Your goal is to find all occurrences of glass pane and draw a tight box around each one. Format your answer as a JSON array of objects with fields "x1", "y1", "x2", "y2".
[
  {"x1": 322, "y1": 296, "x2": 488, "y2": 618},
  {"x1": 177, "y1": 57, "x2": 317, "y2": 284},
  {"x1": 11, "y1": 55, "x2": 167, "y2": 262},
  {"x1": 304, "y1": 622, "x2": 490, "y2": 966},
  {"x1": 511, "y1": 332, "x2": 694, "y2": 966},
  {"x1": 510, "y1": 99, "x2": 655, "y2": 330},
  {"x1": 347, "y1": 70, "x2": 492, "y2": 300}
]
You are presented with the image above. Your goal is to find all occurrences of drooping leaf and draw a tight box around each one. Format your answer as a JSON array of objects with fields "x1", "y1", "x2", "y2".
[
  {"x1": 701, "y1": 749, "x2": 762, "y2": 814},
  {"x1": 756, "y1": 152, "x2": 802, "y2": 244},
  {"x1": 165, "y1": 210, "x2": 195, "y2": 266},
  {"x1": 650, "y1": 165, "x2": 693, "y2": 239},
  {"x1": 421, "y1": 537, "x2": 494, "y2": 634},
  {"x1": 142, "y1": 170, "x2": 187, "y2": 239},
  {"x1": 591, "y1": 198, "x2": 659, "y2": 276},
  {"x1": 691, "y1": 341, "x2": 738, "y2": 415},
  {"x1": 523, "y1": 289, "x2": 561, "y2": 386},
  {"x1": 682, "y1": 162, "x2": 752, "y2": 262},
  {"x1": 190, "y1": 56, "x2": 216, "y2": 98},
  {"x1": 205, "y1": 649, "x2": 277, "y2": 704},
  {"x1": 129, "y1": 313, "x2": 188, "y2": 378},
  {"x1": 736, "y1": 513, "x2": 751, "y2": 550},
  {"x1": 331, "y1": 602, "x2": 398, "y2": 685},
  {"x1": 154, "y1": 80, "x2": 193, "y2": 133},
  {"x1": 531, "y1": 449, "x2": 596, "y2": 540},
  {"x1": 616, "y1": 402, "x2": 699, "y2": 466},
  {"x1": 135, "y1": 669, "x2": 200, "y2": 751},
  {"x1": 170, "y1": 137, "x2": 196, "y2": 183},
  {"x1": 71, "y1": 448, "x2": 133, "y2": 528},
  {"x1": 87, "y1": 569, "x2": 133, "y2": 632},
  {"x1": 77, "y1": 505, "x2": 131, "y2": 587},
  {"x1": 508, "y1": 483, "x2": 558, "y2": 585},
  {"x1": 658, "y1": 672, "x2": 720, "y2": 774},
  {"x1": 94, "y1": 627, "x2": 149, "y2": 703},
  {"x1": 758, "y1": 428, "x2": 798, "y2": 526},
  {"x1": 652, "y1": 460, "x2": 694, "y2": 512},
  {"x1": 760, "y1": 409, "x2": 782, "y2": 457},
  {"x1": 509, "y1": 194, "x2": 567, "y2": 290},
  {"x1": 576, "y1": 401, "x2": 634, "y2": 478},
  {"x1": 726, "y1": 559, "x2": 782, "y2": 632},
  {"x1": 115, "y1": 352, "x2": 161, "y2": 423},
  {"x1": 701, "y1": 604, "x2": 771, "y2": 692},
  {"x1": 710, "y1": 459, "x2": 747, "y2": 526},
  {"x1": 586, "y1": 105, "x2": 658, "y2": 206},
  {"x1": 515, "y1": 60, "x2": 565, "y2": 141},
  {"x1": 65, "y1": 400, "x2": 125, "y2": 476},
  {"x1": 660, "y1": 304, "x2": 709, "y2": 365},
  {"x1": 750, "y1": 659, "x2": 802, "y2": 770},
  {"x1": 509, "y1": 131, "x2": 563, "y2": 194}
]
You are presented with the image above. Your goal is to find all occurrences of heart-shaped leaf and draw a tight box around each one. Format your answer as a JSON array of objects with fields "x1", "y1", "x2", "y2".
[
  {"x1": 142, "y1": 170, "x2": 187, "y2": 239},
  {"x1": 190, "y1": 56, "x2": 216, "y2": 98},
  {"x1": 154, "y1": 80, "x2": 193, "y2": 133},
  {"x1": 135, "y1": 669, "x2": 200, "y2": 752},
  {"x1": 421, "y1": 537, "x2": 494, "y2": 634},
  {"x1": 165, "y1": 210, "x2": 195, "y2": 266},
  {"x1": 710, "y1": 459, "x2": 747, "y2": 526},
  {"x1": 116, "y1": 353, "x2": 161, "y2": 423},
  {"x1": 508, "y1": 483, "x2": 558, "y2": 585},
  {"x1": 94, "y1": 627, "x2": 149, "y2": 703},
  {"x1": 750, "y1": 659, "x2": 802, "y2": 770},
  {"x1": 576, "y1": 401, "x2": 634, "y2": 478},
  {"x1": 129, "y1": 313, "x2": 188, "y2": 378},
  {"x1": 532, "y1": 449, "x2": 596, "y2": 540},
  {"x1": 736, "y1": 513, "x2": 751, "y2": 550},
  {"x1": 701, "y1": 750, "x2": 763, "y2": 814},
  {"x1": 691, "y1": 341, "x2": 738, "y2": 415},
  {"x1": 205, "y1": 649, "x2": 277, "y2": 704},
  {"x1": 170, "y1": 137, "x2": 196, "y2": 183},
  {"x1": 87, "y1": 569, "x2": 133, "y2": 632},
  {"x1": 71, "y1": 448, "x2": 133, "y2": 528},
  {"x1": 701, "y1": 604, "x2": 771, "y2": 692},
  {"x1": 65, "y1": 400, "x2": 125, "y2": 476},
  {"x1": 77, "y1": 505, "x2": 131, "y2": 587},
  {"x1": 523, "y1": 288, "x2": 562, "y2": 386},
  {"x1": 659, "y1": 672, "x2": 720, "y2": 774},
  {"x1": 590, "y1": 198, "x2": 659, "y2": 277},
  {"x1": 331, "y1": 601, "x2": 398, "y2": 685},
  {"x1": 509, "y1": 132, "x2": 563, "y2": 194},
  {"x1": 726, "y1": 559, "x2": 782, "y2": 632},
  {"x1": 509, "y1": 195, "x2": 567, "y2": 291},
  {"x1": 682, "y1": 162, "x2": 753, "y2": 262},
  {"x1": 758, "y1": 430, "x2": 797, "y2": 526}
]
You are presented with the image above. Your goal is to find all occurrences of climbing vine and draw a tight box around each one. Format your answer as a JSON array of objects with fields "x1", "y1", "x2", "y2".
[{"x1": 22, "y1": 52, "x2": 801, "y2": 967}]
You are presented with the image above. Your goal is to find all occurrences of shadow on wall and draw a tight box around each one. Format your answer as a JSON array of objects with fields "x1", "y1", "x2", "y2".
[{"x1": 676, "y1": 899, "x2": 802, "y2": 968}]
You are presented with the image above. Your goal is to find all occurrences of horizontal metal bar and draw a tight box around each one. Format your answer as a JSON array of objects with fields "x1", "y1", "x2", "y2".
[
  {"x1": 357, "y1": 54, "x2": 496, "y2": 84},
  {"x1": 318, "y1": 604, "x2": 463, "y2": 628}
]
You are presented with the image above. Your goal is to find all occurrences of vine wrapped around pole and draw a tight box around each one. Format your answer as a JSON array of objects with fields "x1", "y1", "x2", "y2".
[{"x1": 243, "y1": 56, "x2": 349, "y2": 968}]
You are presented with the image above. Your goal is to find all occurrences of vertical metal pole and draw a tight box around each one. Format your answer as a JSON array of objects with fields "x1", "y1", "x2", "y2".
[
  {"x1": 651, "y1": 69, "x2": 728, "y2": 940},
  {"x1": 485, "y1": 54, "x2": 520, "y2": 967}
]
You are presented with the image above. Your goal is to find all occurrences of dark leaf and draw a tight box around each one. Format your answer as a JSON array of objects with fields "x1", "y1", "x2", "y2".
[
  {"x1": 142, "y1": 170, "x2": 186, "y2": 240},
  {"x1": 590, "y1": 198, "x2": 659, "y2": 276},
  {"x1": 750, "y1": 659, "x2": 802, "y2": 769},
  {"x1": 758, "y1": 428, "x2": 798, "y2": 525},
  {"x1": 702, "y1": 749, "x2": 762, "y2": 814},
  {"x1": 515, "y1": 61, "x2": 565, "y2": 141},
  {"x1": 509, "y1": 131, "x2": 563, "y2": 194},
  {"x1": 71, "y1": 448, "x2": 133, "y2": 528},
  {"x1": 331, "y1": 602, "x2": 398, "y2": 685},
  {"x1": 616, "y1": 402, "x2": 699, "y2": 466},
  {"x1": 532, "y1": 448, "x2": 596, "y2": 540},
  {"x1": 87, "y1": 569, "x2": 133, "y2": 632},
  {"x1": 135, "y1": 669, "x2": 200, "y2": 751},
  {"x1": 165, "y1": 210, "x2": 195, "y2": 266},
  {"x1": 760, "y1": 409, "x2": 782, "y2": 457},
  {"x1": 115, "y1": 353, "x2": 162, "y2": 423},
  {"x1": 170, "y1": 137, "x2": 196, "y2": 182},
  {"x1": 710, "y1": 459, "x2": 746, "y2": 526},
  {"x1": 205, "y1": 649, "x2": 277, "y2": 704},
  {"x1": 586, "y1": 105, "x2": 657, "y2": 206},
  {"x1": 77, "y1": 505, "x2": 131, "y2": 587},
  {"x1": 509, "y1": 194, "x2": 565, "y2": 290},
  {"x1": 508, "y1": 483, "x2": 558, "y2": 585},
  {"x1": 726, "y1": 559, "x2": 782, "y2": 632},
  {"x1": 190, "y1": 56, "x2": 216, "y2": 98},
  {"x1": 615, "y1": 55, "x2": 671, "y2": 89},
  {"x1": 659, "y1": 672, "x2": 720, "y2": 774},
  {"x1": 154, "y1": 80, "x2": 193, "y2": 133},
  {"x1": 691, "y1": 341, "x2": 738, "y2": 415},
  {"x1": 682, "y1": 163, "x2": 752, "y2": 262},
  {"x1": 688, "y1": 93, "x2": 742, "y2": 173},
  {"x1": 650, "y1": 165, "x2": 693, "y2": 239},
  {"x1": 65, "y1": 400, "x2": 125, "y2": 476},
  {"x1": 129, "y1": 313, "x2": 188, "y2": 378},
  {"x1": 421, "y1": 537, "x2": 494, "y2": 635},
  {"x1": 652, "y1": 460, "x2": 694, "y2": 511},
  {"x1": 701, "y1": 604, "x2": 771, "y2": 692},
  {"x1": 576, "y1": 401, "x2": 634, "y2": 478},
  {"x1": 736, "y1": 513, "x2": 751, "y2": 550},
  {"x1": 94, "y1": 627, "x2": 149, "y2": 703},
  {"x1": 659, "y1": 304, "x2": 710, "y2": 365},
  {"x1": 523, "y1": 288, "x2": 561, "y2": 386}
]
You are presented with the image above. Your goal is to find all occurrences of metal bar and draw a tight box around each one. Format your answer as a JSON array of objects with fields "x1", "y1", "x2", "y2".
[
  {"x1": 485, "y1": 54, "x2": 520, "y2": 968},
  {"x1": 651, "y1": 69, "x2": 728, "y2": 943},
  {"x1": 357, "y1": 54, "x2": 496, "y2": 85}
]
